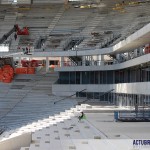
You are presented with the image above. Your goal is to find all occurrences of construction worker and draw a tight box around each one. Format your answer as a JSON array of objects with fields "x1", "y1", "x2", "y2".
[{"x1": 78, "y1": 112, "x2": 86, "y2": 121}]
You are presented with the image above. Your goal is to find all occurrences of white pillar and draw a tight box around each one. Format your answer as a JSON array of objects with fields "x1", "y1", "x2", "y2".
[
  {"x1": 134, "y1": 49, "x2": 137, "y2": 57},
  {"x1": 82, "y1": 56, "x2": 86, "y2": 66},
  {"x1": 60, "y1": 57, "x2": 64, "y2": 67},
  {"x1": 46, "y1": 57, "x2": 49, "y2": 72},
  {"x1": 97, "y1": 55, "x2": 104, "y2": 65},
  {"x1": 18, "y1": 56, "x2": 22, "y2": 67}
]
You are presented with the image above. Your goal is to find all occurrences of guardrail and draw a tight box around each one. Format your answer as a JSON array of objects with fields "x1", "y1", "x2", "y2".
[
  {"x1": 114, "y1": 110, "x2": 150, "y2": 122},
  {"x1": 54, "y1": 89, "x2": 86, "y2": 104},
  {"x1": 54, "y1": 50, "x2": 149, "y2": 68},
  {"x1": 78, "y1": 89, "x2": 114, "y2": 103}
]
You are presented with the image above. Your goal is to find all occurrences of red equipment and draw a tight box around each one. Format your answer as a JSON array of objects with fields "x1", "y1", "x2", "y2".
[
  {"x1": 21, "y1": 60, "x2": 39, "y2": 67},
  {"x1": 15, "y1": 67, "x2": 35, "y2": 74},
  {"x1": 0, "y1": 65, "x2": 14, "y2": 83},
  {"x1": 15, "y1": 24, "x2": 29, "y2": 35},
  {"x1": 144, "y1": 44, "x2": 150, "y2": 54}
]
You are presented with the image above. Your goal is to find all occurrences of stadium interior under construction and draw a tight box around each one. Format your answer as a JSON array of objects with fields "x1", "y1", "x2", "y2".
[{"x1": 0, "y1": 0, "x2": 150, "y2": 150}]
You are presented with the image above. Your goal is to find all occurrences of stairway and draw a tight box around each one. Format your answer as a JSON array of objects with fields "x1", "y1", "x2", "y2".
[
  {"x1": 0, "y1": 71, "x2": 58, "y2": 135},
  {"x1": 69, "y1": 56, "x2": 82, "y2": 66},
  {"x1": 0, "y1": 70, "x2": 108, "y2": 150},
  {"x1": 41, "y1": 7, "x2": 65, "y2": 50},
  {"x1": 18, "y1": 103, "x2": 106, "y2": 150},
  {"x1": 77, "y1": 15, "x2": 104, "y2": 49}
]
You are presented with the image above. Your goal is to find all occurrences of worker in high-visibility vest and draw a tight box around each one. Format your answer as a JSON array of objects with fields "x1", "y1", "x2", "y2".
[{"x1": 78, "y1": 112, "x2": 86, "y2": 121}]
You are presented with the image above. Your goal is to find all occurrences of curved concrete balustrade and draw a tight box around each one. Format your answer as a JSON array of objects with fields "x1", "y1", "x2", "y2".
[
  {"x1": 52, "y1": 82, "x2": 150, "y2": 96},
  {"x1": 1, "y1": 22, "x2": 150, "y2": 57},
  {"x1": 113, "y1": 22, "x2": 150, "y2": 53},
  {"x1": 55, "y1": 53, "x2": 150, "y2": 72},
  {"x1": 0, "y1": 48, "x2": 109, "y2": 57},
  {"x1": 11, "y1": 22, "x2": 150, "y2": 57}
]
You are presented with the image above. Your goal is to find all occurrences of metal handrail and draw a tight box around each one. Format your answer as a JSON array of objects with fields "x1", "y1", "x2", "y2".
[
  {"x1": 80, "y1": 89, "x2": 114, "y2": 103},
  {"x1": 99, "y1": 89, "x2": 114, "y2": 99},
  {"x1": 54, "y1": 89, "x2": 86, "y2": 104},
  {"x1": 0, "y1": 125, "x2": 7, "y2": 135}
]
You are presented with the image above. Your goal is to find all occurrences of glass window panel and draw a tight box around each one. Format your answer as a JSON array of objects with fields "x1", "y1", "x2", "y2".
[
  {"x1": 70, "y1": 72, "x2": 75, "y2": 84},
  {"x1": 76, "y1": 72, "x2": 80, "y2": 84}
]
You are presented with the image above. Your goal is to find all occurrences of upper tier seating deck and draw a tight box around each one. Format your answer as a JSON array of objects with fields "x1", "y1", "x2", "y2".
[{"x1": 0, "y1": 2, "x2": 150, "y2": 54}]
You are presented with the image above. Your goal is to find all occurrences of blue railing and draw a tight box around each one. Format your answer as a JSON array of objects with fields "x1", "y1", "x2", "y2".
[{"x1": 114, "y1": 110, "x2": 150, "y2": 121}]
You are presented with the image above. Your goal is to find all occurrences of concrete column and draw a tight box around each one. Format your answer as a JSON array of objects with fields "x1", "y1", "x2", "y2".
[
  {"x1": 134, "y1": 49, "x2": 137, "y2": 57},
  {"x1": 60, "y1": 57, "x2": 64, "y2": 67},
  {"x1": 95, "y1": 55, "x2": 99, "y2": 66},
  {"x1": 46, "y1": 57, "x2": 49, "y2": 72},
  {"x1": 18, "y1": 56, "x2": 22, "y2": 67},
  {"x1": 98, "y1": 55, "x2": 104, "y2": 66},
  {"x1": 91, "y1": 56, "x2": 94, "y2": 66},
  {"x1": 126, "y1": 52, "x2": 129, "y2": 60},
  {"x1": 139, "y1": 47, "x2": 144, "y2": 55},
  {"x1": 82, "y1": 56, "x2": 86, "y2": 66}
]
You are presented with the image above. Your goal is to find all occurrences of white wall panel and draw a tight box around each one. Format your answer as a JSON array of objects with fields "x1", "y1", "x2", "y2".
[{"x1": 52, "y1": 82, "x2": 150, "y2": 96}]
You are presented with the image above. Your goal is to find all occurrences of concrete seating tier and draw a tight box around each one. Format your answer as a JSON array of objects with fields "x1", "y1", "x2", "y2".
[
  {"x1": 0, "y1": 72, "x2": 107, "y2": 150},
  {"x1": 18, "y1": 103, "x2": 106, "y2": 150}
]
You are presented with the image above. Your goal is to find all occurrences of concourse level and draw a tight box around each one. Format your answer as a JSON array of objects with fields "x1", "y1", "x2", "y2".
[
  {"x1": 55, "y1": 53, "x2": 150, "y2": 72},
  {"x1": 1, "y1": 23, "x2": 150, "y2": 58}
]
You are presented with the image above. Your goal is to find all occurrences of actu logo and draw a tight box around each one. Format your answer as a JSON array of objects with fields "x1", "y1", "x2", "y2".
[{"x1": 133, "y1": 140, "x2": 150, "y2": 146}]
